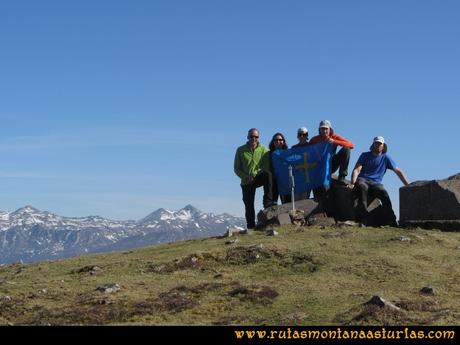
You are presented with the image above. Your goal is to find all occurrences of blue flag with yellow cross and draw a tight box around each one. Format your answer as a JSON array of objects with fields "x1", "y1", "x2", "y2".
[{"x1": 271, "y1": 141, "x2": 333, "y2": 195}]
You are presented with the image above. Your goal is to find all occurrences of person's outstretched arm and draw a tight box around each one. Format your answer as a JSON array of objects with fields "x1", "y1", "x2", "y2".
[
  {"x1": 394, "y1": 167, "x2": 410, "y2": 186},
  {"x1": 347, "y1": 163, "x2": 362, "y2": 189}
]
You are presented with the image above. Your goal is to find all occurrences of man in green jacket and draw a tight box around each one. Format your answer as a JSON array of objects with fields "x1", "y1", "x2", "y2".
[{"x1": 234, "y1": 128, "x2": 274, "y2": 230}]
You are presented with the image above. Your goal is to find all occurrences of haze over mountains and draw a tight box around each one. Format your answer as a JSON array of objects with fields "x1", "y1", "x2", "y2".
[{"x1": 0, "y1": 205, "x2": 245, "y2": 264}]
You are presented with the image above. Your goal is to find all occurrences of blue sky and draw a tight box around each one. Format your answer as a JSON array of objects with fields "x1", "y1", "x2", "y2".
[{"x1": 0, "y1": 0, "x2": 459, "y2": 220}]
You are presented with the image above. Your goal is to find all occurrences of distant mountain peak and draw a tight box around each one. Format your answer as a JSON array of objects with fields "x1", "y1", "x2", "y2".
[
  {"x1": 12, "y1": 205, "x2": 42, "y2": 214},
  {"x1": 180, "y1": 204, "x2": 200, "y2": 213},
  {"x1": 152, "y1": 207, "x2": 168, "y2": 214},
  {"x1": 23, "y1": 205, "x2": 40, "y2": 210},
  {"x1": 138, "y1": 207, "x2": 172, "y2": 224}
]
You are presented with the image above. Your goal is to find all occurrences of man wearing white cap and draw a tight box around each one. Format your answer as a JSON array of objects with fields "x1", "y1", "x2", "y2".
[
  {"x1": 309, "y1": 120, "x2": 354, "y2": 183},
  {"x1": 348, "y1": 136, "x2": 410, "y2": 224}
]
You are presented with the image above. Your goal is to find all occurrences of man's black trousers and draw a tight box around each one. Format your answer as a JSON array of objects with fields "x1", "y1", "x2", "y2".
[{"x1": 241, "y1": 171, "x2": 273, "y2": 229}]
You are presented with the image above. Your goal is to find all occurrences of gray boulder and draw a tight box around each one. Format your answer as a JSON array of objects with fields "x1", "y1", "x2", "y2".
[
  {"x1": 307, "y1": 213, "x2": 336, "y2": 227},
  {"x1": 420, "y1": 286, "x2": 436, "y2": 295},
  {"x1": 400, "y1": 173, "x2": 460, "y2": 230},
  {"x1": 96, "y1": 283, "x2": 121, "y2": 294},
  {"x1": 257, "y1": 199, "x2": 319, "y2": 227},
  {"x1": 364, "y1": 295, "x2": 402, "y2": 312},
  {"x1": 277, "y1": 213, "x2": 292, "y2": 225},
  {"x1": 324, "y1": 182, "x2": 397, "y2": 227}
]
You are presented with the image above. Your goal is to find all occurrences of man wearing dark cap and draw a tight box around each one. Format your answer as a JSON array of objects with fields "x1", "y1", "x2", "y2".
[
  {"x1": 348, "y1": 136, "x2": 410, "y2": 224},
  {"x1": 292, "y1": 127, "x2": 309, "y2": 148},
  {"x1": 291, "y1": 126, "x2": 311, "y2": 200},
  {"x1": 234, "y1": 128, "x2": 274, "y2": 230},
  {"x1": 309, "y1": 120, "x2": 354, "y2": 183}
]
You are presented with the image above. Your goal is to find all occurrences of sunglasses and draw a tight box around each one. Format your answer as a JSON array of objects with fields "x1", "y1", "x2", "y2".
[
  {"x1": 249, "y1": 135, "x2": 259, "y2": 139},
  {"x1": 274, "y1": 138, "x2": 284, "y2": 142},
  {"x1": 298, "y1": 133, "x2": 307, "y2": 137}
]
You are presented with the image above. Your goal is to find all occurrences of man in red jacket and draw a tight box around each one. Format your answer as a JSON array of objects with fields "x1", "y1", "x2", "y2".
[{"x1": 309, "y1": 120, "x2": 354, "y2": 184}]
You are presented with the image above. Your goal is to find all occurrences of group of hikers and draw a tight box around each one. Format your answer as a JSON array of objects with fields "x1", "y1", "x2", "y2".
[{"x1": 234, "y1": 120, "x2": 410, "y2": 230}]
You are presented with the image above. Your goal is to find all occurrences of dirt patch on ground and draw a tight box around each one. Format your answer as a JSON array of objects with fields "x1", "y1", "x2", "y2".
[
  {"x1": 154, "y1": 285, "x2": 201, "y2": 313},
  {"x1": 321, "y1": 230, "x2": 354, "y2": 239},
  {"x1": 290, "y1": 254, "x2": 315, "y2": 265},
  {"x1": 131, "y1": 300, "x2": 156, "y2": 316},
  {"x1": 0, "y1": 316, "x2": 12, "y2": 325},
  {"x1": 279, "y1": 312, "x2": 308, "y2": 325},
  {"x1": 147, "y1": 246, "x2": 319, "y2": 273},
  {"x1": 396, "y1": 299, "x2": 440, "y2": 312},
  {"x1": 281, "y1": 254, "x2": 321, "y2": 273},
  {"x1": 18, "y1": 282, "x2": 224, "y2": 324},
  {"x1": 76, "y1": 291, "x2": 118, "y2": 306},
  {"x1": 212, "y1": 315, "x2": 246, "y2": 325},
  {"x1": 228, "y1": 284, "x2": 279, "y2": 305},
  {"x1": 225, "y1": 245, "x2": 283, "y2": 265},
  {"x1": 2, "y1": 292, "x2": 131, "y2": 325},
  {"x1": 145, "y1": 281, "x2": 278, "y2": 314},
  {"x1": 351, "y1": 259, "x2": 402, "y2": 279},
  {"x1": 336, "y1": 298, "x2": 447, "y2": 326},
  {"x1": 154, "y1": 282, "x2": 227, "y2": 313},
  {"x1": 147, "y1": 252, "x2": 218, "y2": 274},
  {"x1": 18, "y1": 300, "x2": 135, "y2": 325},
  {"x1": 348, "y1": 304, "x2": 409, "y2": 325},
  {"x1": 0, "y1": 295, "x2": 28, "y2": 321},
  {"x1": 146, "y1": 245, "x2": 285, "y2": 273}
]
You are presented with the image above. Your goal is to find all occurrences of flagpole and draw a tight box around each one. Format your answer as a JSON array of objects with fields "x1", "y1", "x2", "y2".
[{"x1": 289, "y1": 165, "x2": 295, "y2": 212}]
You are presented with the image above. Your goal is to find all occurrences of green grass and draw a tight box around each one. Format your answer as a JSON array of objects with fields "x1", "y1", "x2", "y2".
[{"x1": 0, "y1": 225, "x2": 459, "y2": 325}]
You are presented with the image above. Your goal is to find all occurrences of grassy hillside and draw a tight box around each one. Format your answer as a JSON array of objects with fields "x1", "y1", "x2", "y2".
[{"x1": 0, "y1": 224, "x2": 459, "y2": 325}]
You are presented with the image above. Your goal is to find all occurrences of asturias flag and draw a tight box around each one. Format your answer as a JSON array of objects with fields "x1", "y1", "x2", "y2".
[{"x1": 271, "y1": 142, "x2": 333, "y2": 195}]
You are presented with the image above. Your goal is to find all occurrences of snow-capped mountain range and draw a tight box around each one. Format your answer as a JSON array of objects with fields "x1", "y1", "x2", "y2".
[{"x1": 0, "y1": 205, "x2": 245, "y2": 264}]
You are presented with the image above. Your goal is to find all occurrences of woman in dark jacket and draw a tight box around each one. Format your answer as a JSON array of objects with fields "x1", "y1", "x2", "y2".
[{"x1": 269, "y1": 132, "x2": 291, "y2": 204}]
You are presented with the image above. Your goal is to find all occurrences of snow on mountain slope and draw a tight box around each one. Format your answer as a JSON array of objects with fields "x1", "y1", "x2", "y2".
[{"x1": 0, "y1": 205, "x2": 245, "y2": 264}]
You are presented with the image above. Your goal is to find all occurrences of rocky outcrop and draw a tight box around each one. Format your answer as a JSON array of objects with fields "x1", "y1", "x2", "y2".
[
  {"x1": 257, "y1": 199, "x2": 320, "y2": 227},
  {"x1": 328, "y1": 182, "x2": 397, "y2": 227},
  {"x1": 399, "y1": 173, "x2": 460, "y2": 230},
  {"x1": 257, "y1": 180, "x2": 397, "y2": 228}
]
